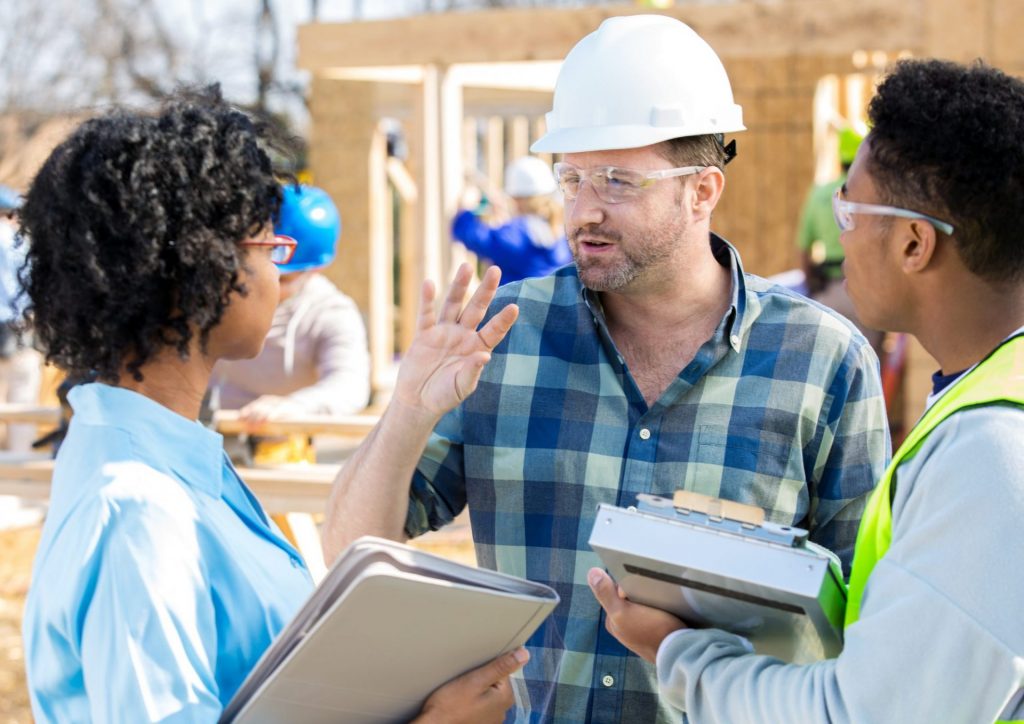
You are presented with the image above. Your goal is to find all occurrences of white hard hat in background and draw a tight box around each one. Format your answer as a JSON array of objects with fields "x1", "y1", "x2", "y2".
[
  {"x1": 504, "y1": 156, "x2": 557, "y2": 198},
  {"x1": 531, "y1": 14, "x2": 745, "y2": 154}
]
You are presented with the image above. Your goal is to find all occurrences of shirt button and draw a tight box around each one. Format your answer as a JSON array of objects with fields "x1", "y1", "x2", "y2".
[
  {"x1": 639, "y1": 428, "x2": 651, "y2": 440},
  {"x1": 730, "y1": 334, "x2": 741, "y2": 348},
  {"x1": 601, "y1": 674, "x2": 615, "y2": 687}
]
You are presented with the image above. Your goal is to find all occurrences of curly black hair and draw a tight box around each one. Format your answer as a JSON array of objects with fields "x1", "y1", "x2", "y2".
[
  {"x1": 866, "y1": 59, "x2": 1024, "y2": 283},
  {"x1": 19, "y1": 85, "x2": 286, "y2": 381}
]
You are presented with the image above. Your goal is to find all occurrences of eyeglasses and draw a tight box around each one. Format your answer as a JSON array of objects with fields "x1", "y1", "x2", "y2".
[
  {"x1": 832, "y1": 187, "x2": 954, "y2": 236},
  {"x1": 239, "y1": 234, "x2": 298, "y2": 265},
  {"x1": 553, "y1": 162, "x2": 706, "y2": 204}
]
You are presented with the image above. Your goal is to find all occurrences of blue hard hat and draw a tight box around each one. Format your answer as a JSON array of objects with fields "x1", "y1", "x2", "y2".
[
  {"x1": 0, "y1": 185, "x2": 23, "y2": 212},
  {"x1": 274, "y1": 185, "x2": 341, "y2": 272}
]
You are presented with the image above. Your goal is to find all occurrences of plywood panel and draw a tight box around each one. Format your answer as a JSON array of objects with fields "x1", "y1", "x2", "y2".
[
  {"x1": 992, "y1": 0, "x2": 1024, "y2": 71},
  {"x1": 309, "y1": 78, "x2": 376, "y2": 316},
  {"x1": 298, "y1": 2, "x2": 919, "y2": 70},
  {"x1": 923, "y1": 0, "x2": 989, "y2": 62}
]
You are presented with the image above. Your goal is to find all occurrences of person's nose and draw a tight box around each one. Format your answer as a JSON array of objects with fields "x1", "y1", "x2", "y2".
[{"x1": 567, "y1": 178, "x2": 606, "y2": 229}]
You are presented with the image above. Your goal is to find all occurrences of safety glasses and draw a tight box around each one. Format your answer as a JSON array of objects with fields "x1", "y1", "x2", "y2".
[
  {"x1": 832, "y1": 187, "x2": 954, "y2": 236},
  {"x1": 554, "y1": 162, "x2": 706, "y2": 204},
  {"x1": 239, "y1": 234, "x2": 298, "y2": 265}
]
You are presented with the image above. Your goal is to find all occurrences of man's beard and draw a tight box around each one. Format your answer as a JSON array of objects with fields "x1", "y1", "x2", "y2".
[{"x1": 570, "y1": 223, "x2": 679, "y2": 292}]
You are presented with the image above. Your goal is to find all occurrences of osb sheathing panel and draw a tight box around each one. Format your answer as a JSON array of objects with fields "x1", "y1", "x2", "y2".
[
  {"x1": 308, "y1": 77, "x2": 377, "y2": 314},
  {"x1": 298, "y1": 1, "x2": 918, "y2": 69},
  {"x1": 714, "y1": 55, "x2": 849, "y2": 277},
  {"x1": 993, "y1": 0, "x2": 1024, "y2": 73}
]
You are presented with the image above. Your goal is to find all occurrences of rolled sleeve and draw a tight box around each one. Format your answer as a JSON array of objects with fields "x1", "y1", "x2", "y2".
[{"x1": 405, "y1": 406, "x2": 468, "y2": 538}]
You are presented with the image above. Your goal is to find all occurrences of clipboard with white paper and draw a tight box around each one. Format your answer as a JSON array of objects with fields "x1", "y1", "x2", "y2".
[
  {"x1": 221, "y1": 536, "x2": 559, "y2": 724},
  {"x1": 588, "y1": 493, "x2": 846, "y2": 663}
]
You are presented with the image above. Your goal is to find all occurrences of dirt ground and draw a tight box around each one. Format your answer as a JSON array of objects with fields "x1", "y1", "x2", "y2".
[
  {"x1": 0, "y1": 525, "x2": 38, "y2": 724},
  {"x1": 0, "y1": 518, "x2": 473, "y2": 724}
]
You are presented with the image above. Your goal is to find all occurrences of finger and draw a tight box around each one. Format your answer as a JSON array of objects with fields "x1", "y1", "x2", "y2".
[
  {"x1": 477, "y1": 303, "x2": 519, "y2": 350},
  {"x1": 417, "y1": 280, "x2": 437, "y2": 332},
  {"x1": 457, "y1": 265, "x2": 502, "y2": 330},
  {"x1": 461, "y1": 649, "x2": 529, "y2": 691},
  {"x1": 439, "y1": 263, "x2": 473, "y2": 324},
  {"x1": 587, "y1": 568, "x2": 623, "y2": 616}
]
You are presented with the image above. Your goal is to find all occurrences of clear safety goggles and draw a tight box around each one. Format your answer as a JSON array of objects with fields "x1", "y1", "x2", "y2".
[
  {"x1": 832, "y1": 187, "x2": 954, "y2": 235},
  {"x1": 554, "y1": 162, "x2": 706, "y2": 204}
]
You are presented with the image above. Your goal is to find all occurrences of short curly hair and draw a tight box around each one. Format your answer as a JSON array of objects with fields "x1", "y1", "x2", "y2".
[
  {"x1": 19, "y1": 85, "x2": 285, "y2": 381},
  {"x1": 866, "y1": 59, "x2": 1024, "y2": 282}
]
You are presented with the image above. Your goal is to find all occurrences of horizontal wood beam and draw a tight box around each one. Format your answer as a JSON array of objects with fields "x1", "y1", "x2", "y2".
[
  {"x1": 0, "y1": 404, "x2": 60, "y2": 425},
  {"x1": 298, "y1": 1, "x2": 919, "y2": 71},
  {"x1": 0, "y1": 460, "x2": 339, "y2": 514},
  {"x1": 212, "y1": 410, "x2": 379, "y2": 438},
  {"x1": 0, "y1": 405, "x2": 380, "y2": 440}
]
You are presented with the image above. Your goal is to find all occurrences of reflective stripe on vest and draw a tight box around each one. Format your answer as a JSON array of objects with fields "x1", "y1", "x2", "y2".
[{"x1": 845, "y1": 333, "x2": 1024, "y2": 628}]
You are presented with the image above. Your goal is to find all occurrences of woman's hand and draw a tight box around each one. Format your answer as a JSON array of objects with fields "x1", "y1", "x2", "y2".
[
  {"x1": 412, "y1": 648, "x2": 529, "y2": 724},
  {"x1": 588, "y1": 568, "x2": 688, "y2": 664},
  {"x1": 393, "y1": 263, "x2": 519, "y2": 420}
]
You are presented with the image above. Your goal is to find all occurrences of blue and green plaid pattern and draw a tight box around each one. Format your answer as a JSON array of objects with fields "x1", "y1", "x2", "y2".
[{"x1": 406, "y1": 236, "x2": 890, "y2": 723}]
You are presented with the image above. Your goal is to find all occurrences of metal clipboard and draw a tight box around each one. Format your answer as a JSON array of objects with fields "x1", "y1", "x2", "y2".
[{"x1": 588, "y1": 492, "x2": 846, "y2": 663}]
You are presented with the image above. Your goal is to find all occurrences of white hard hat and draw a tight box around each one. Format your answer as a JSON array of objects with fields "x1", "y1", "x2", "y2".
[
  {"x1": 531, "y1": 15, "x2": 745, "y2": 154},
  {"x1": 504, "y1": 156, "x2": 557, "y2": 198}
]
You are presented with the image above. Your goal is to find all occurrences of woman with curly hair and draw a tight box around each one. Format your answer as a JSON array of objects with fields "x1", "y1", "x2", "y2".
[{"x1": 19, "y1": 87, "x2": 525, "y2": 723}]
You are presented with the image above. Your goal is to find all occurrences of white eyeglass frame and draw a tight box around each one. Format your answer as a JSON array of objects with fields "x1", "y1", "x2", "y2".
[
  {"x1": 553, "y1": 162, "x2": 706, "y2": 204},
  {"x1": 832, "y1": 187, "x2": 954, "y2": 235}
]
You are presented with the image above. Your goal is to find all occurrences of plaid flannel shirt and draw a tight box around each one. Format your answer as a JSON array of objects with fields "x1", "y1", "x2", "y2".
[{"x1": 406, "y1": 235, "x2": 890, "y2": 724}]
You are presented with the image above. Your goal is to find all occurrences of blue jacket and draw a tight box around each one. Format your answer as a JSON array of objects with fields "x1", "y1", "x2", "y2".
[{"x1": 451, "y1": 210, "x2": 572, "y2": 284}]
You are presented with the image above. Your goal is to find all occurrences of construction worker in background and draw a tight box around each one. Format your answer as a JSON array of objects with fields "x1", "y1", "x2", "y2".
[
  {"x1": 796, "y1": 127, "x2": 886, "y2": 356},
  {"x1": 451, "y1": 156, "x2": 572, "y2": 283},
  {"x1": 211, "y1": 184, "x2": 370, "y2": 464},
  {"x1": 320, "y1": 15, "x2": 889, "y2": 723},
  {"x1": 589, "y1": 58, "x2": 1024, "y2": 723},
  {"x1": 0, "y1": 184, "x2": 43, "y2": 452}
]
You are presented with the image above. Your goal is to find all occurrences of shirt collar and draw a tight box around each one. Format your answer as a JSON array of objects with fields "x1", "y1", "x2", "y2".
[
  {"x1": 68, "y1": 382, "x2": 225, "y2": 497},
  {"x1": 579, "y1": 232, "x2": 744, "y2": 354}
]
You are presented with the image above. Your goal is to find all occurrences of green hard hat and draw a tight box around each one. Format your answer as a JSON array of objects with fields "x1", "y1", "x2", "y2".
[{"x1": 838, "y1": 127, "x2": 864, "y2": 166}]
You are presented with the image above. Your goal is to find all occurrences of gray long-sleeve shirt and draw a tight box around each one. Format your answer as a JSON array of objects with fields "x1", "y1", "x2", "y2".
[
  {"x1": 655, "y1": 404, "x2": 1024, "y2": 722},
  {"x1": 214, "y1": 274, "x2": 370, "y2": 415}
]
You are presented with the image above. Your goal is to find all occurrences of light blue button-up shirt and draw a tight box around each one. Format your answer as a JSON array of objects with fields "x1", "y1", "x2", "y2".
[{"x1": 23, "y1": 383, "x2": 314, "y2": 722}]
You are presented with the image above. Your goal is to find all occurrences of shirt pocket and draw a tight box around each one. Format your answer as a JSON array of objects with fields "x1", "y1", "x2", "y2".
[{"x1": 684, "y1": 424, "x2": 808, "y2": 525}]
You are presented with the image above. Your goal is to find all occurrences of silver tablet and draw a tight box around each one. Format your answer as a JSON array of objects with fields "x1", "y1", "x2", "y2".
[{"x1": 589, "y1": 494, "x2": 846, "y2": 663}]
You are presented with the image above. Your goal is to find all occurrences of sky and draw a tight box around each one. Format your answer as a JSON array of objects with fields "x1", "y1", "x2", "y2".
[{"x1": 163, "y1": 0, "x2": 489, "y2": 128}]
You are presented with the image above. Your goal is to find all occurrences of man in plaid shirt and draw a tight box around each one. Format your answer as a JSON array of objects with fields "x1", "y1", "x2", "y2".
[{"x1": 323, "y1": 15, "x2": 889, "y2": 724}]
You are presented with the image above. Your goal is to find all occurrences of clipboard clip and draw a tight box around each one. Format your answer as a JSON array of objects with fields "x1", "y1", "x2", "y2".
[{"x1": 633, "y1": 492, "x2": 808, "y2": 548}]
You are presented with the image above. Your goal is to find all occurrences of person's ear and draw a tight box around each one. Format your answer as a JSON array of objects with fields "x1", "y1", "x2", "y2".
[
  {"x1": 899, "y1": 219, "x2": 939, "y2": 275},
  {"x1": 690, "y1": 167, "x2": 725, "y2": 220}
]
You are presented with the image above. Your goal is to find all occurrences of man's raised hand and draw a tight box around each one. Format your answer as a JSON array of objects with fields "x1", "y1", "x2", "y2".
[{"x1": 394, "y1": 263, "x2": 519, "y2": 419}]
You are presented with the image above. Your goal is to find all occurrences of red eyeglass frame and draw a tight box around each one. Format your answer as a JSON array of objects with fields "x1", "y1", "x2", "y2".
[{"x1": 239, "y1": 234, "x2": 298, "y2": 265}]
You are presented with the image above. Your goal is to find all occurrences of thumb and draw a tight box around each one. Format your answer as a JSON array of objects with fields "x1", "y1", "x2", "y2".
[
  {"x1": 464, "y1": 648, "x2": 530, "y2": 690},
  {"x1": 587, "y1": 568, "x2": 622, "y2": 614},
  {"x1": 453, "y1": 351, "x2": 492, "y2": 402}
]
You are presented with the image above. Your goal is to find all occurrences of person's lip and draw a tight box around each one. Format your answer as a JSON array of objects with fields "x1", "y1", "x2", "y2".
[{"x1": 576, "y1": 236, "x2": 617, "y2": 251}]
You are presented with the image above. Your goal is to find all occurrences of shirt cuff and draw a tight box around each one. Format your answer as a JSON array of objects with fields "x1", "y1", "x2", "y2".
[{"x1": 656, "y1": 628, "x2": 754, "y2": 668}]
